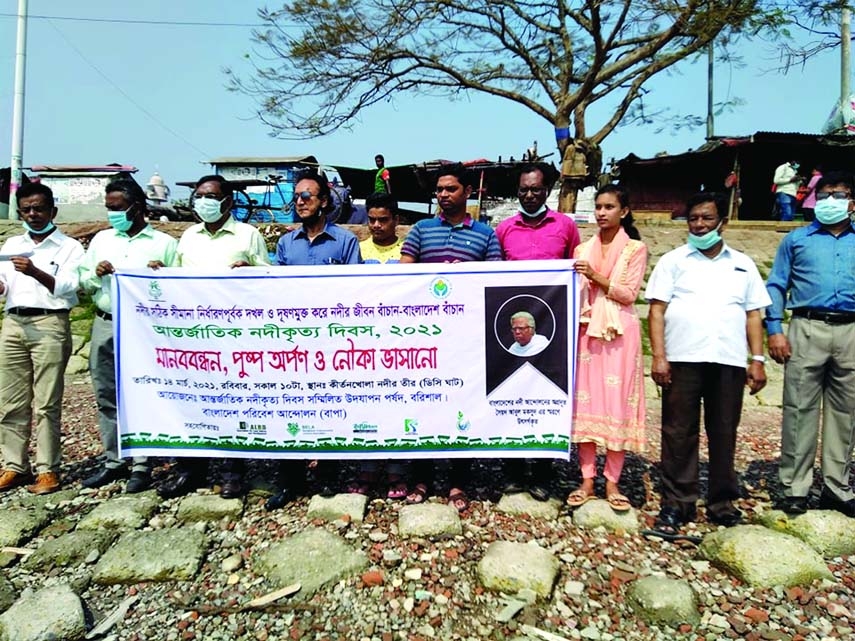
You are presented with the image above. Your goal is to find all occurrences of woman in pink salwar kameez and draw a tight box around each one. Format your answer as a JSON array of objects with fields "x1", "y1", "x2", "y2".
[{"x1": 568, "y1": 184, "x2": 647, "y2": 512}]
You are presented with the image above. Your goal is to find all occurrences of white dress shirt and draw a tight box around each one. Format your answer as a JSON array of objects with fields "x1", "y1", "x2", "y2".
[
  {"x1": 0, "y1": 228, "x2": 85, "y2": 310},
  {"x1": 645, "y1": 243, "x2": 771, "y2": 369},
  {"x1": 509, "y1": 333, "x2": 550, "y2": 357}
]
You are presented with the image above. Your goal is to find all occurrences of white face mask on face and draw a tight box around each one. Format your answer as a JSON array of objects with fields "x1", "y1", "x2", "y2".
[
  {"x1": 520, "y1": 203, "x2": 547, "y2": 218},
  {"x1": 194, "y1": 197, "x2": 226, "y2": 223}
]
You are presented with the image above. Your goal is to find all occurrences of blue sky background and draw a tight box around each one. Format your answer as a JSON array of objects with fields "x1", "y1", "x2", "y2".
[{"x1": 0, "y1": 2, "x2": 844, "y2": 201}]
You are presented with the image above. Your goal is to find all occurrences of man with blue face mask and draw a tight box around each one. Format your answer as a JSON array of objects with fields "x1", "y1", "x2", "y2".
[
  {"x1": 645, "y1": 192, "x2": 770, "y2": 537},
  {"x1": 0, "y1": 183, "x2": 85, "y2": 495},
  {"x1": 79, "y1": 179, "x2": 177, "y2": 493},
  {"x1": 766, "y1": 171, "x2": 855, "y2": 518}
]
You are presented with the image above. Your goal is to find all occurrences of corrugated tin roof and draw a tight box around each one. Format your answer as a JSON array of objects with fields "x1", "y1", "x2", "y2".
[
  {"x1": 207, "y1": 156, "x2": 318, "y2": 165},
  {"x1": 30, "y1": 164, "x2": 137, "y2": 173}
]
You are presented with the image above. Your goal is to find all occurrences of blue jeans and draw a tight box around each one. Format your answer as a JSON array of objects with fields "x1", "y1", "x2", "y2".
[{"x1": 776, "y1": 192, "x2": 797, "y2": 221}]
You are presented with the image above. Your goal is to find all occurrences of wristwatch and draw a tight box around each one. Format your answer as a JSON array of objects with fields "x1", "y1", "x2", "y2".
[{"x1": 751, "y1": 355, "x2": 766, "y2": 363}]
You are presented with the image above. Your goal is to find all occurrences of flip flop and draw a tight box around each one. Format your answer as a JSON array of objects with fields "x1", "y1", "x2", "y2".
[
  {"x1": 346, "y1": 481, "x2": 370, "y2": 495},
  {"x1": 386, "y1": 475, "x2": 408, "y2": 500},
  {"x1": 566, "y1": 487, "x2": 596, "y2": 507},
  {"x1": 405, "y1": 483, "x2": 429, "y2": 505},
  {"x1": 607, "y1": 493, "x2": 632, "y2": 513},
  {"x1": 448, "y1": 488, "x2": 470, "y2": 513}
]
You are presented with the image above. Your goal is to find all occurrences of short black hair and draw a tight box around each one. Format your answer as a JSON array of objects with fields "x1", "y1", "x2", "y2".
[
  {"x1": 365, "y1": 191, "x2": 398, "y2": 215},
  {"x1": 106, "y1": 178, "x2": 147, "y2": 209},
  {"x1": 375, "y1": 154, "x2": 385, "y2": 163},
  {"x1": 815, "y1": 170, "x2": 855, "y2": 194},
  {"x1": 434, "y1": 163, "x2": 472, "y2": 188},
  {"x1": 16, "y1": 182, "x2": 54, "y2": 208},
  {"x1": 194, "y1": 174, "x2": 233, "y2": 197},
  {"x1": 294, "y1": 169, "x2": 331, "y2": 203},
  {"x1": 517, "y1": 162, "x2": 557, "y2": 190},
  {"x1": 685, "y1": 191, "x2": 729, "y2": 220}
]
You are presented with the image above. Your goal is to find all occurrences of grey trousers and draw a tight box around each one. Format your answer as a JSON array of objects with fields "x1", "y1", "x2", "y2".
[
  {"x1": 779, "y1": 317, "x2": 855, "y2": 502},
  {"x1": 89, "y1": 315, "x2": 149, "y2": 473}
]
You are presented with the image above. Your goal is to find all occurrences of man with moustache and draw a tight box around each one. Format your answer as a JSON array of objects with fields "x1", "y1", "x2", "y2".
[{"x1": 0, "y1": 183, "x2": 85, "y2": 495}]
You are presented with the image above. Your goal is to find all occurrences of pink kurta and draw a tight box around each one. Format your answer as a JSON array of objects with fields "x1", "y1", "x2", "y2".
[{"x1": 572, "y1": 237, "x2": 648, "y2": 452}]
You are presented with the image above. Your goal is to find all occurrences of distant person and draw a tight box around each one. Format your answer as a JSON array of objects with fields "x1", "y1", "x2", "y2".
[
  {"x1": 508, "y1": 311, "x2": 549, "y2": 356},
  {"x1": 374, "y1": 154, "x2": 391, "y2": 194},
  {"x1": 0, "y1": 183, "x2": 85, "y2": 495},
  {"x1": 567, "y1": 184, "x2": 647, "y2": 514},
  {"x1": 400, "y1": 164, "x2": 502, "y2": 512},
  {"x1": 360, "y1": 192, "x2": 404, "y2": 264},
  {"x1": 80, "y1": 179, "x2": 177, "y2": 493},
  {"x1": 646, "y1": 192, "x2": 769, "y2": 536},
  {"x1": 766, "y1": 170, "x2": 855, "y2": 518},
  {"x1": 495, "y1": 162, "x2": 580, "y2": 501},
  {"x1": 158, "y1": 174, "x2": 270, "y2": 501},
  {"x1": 773, "y1": 159, "x2": 801, "y2": 222},
  {"x1": 799, "y1": 166, "x2": 823, "y2": 222}
]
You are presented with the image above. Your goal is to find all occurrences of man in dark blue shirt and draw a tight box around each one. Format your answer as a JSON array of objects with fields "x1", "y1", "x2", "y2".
[{"x1": 766, "y1": 170, "x2": 855, "y2": 518}]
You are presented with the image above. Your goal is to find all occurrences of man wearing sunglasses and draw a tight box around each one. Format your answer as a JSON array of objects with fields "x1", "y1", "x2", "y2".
[
  {"x1": 0, "y1": 183, "x2": 85, "y2": 495},
  {"x1": 766, "y1": 170, "x2": 855, "y2": 518}
]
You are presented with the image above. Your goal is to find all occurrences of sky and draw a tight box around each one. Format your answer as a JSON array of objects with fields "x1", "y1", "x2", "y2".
[{"x1": 0, "y1": 1, "x2": 845, "y2": 202}]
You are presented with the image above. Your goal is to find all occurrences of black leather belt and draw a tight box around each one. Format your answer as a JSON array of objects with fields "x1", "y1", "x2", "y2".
[
  {"x1": 6, "y1": 307, "x2": 69, "y2": 317},
  {"x1": 95, "y1": 309, "x2": 113, "y2": 321},
  {"x1": 792, "y1": 308, "x2": 855, "y2": 324}
]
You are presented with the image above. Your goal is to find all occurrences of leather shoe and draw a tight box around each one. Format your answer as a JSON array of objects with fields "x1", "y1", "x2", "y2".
[
  {"x1": 265, "y1": 489, "x2": 291, "y2": 511},
  {"x1": 27, "y1": 472, "x2": 61, "y2": 495},
  {"x1": 708, "y1": 508, "x2": 743, "y2": 527},
  {"x1": 220, "y1": 478, "x2": 243, "y2": 499},
  {"x1": 157, "y1": 470, "x2": 204, "y2": 499},
  {"x1": 125, "y1": 471, "x2": 152, "y2": 494},
  {"x1": 82, "y1": 466, "x2": 129, "y2": 489},
  {"x1": 818, "y1": 488, "x2": 855, "y2": 518},
  {"x1": 777, "y1": 496, "x2": 808, "y2": 515},
  {"x1": 0, "y1": 470, "x2": 33, "y2": 492}
]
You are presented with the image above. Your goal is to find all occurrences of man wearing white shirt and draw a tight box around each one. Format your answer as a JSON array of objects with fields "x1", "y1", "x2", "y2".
[
  {"x1": 79, "y1": 179, "x2": 178, "y2": 493},
  {"x1": 772, "y1": 160, "x2": 801, "y2": 222},
  {"x1": 0, "y1": 183, "x2": 85, "y2": 495},
  {"x1": 646, "y1": 192, "x2": 770, "y2": 535},
  {"x1": 508, "y1": 311, "x2": 549, "y2": 357}
]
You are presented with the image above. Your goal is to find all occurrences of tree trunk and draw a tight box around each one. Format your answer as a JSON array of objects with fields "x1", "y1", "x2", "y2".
[{"x1": 556, "y1": 138, "x2": 603, "y2": 214}]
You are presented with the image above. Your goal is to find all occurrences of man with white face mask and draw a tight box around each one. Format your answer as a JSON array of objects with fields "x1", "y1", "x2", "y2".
[
  {"x1": 646, "y1": 192, "x2": 770, "y2": 537},
  {"x1": 80, "y1": 179, "x2": 177, "y2": 493},
  {"x1": 766, "y1": 171, "x2": 855, "y2": 518},
  {"x1": 158, "y1": 175, "x2": 269, "y2": 500}
]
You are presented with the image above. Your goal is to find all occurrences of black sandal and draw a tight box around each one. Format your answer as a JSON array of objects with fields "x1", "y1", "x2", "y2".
[
  {"x1": 653, "y1": 506, "x2": 683, "y2": 535},
  {"x1": 528, "y1": 484, "x2": 550, "y2": 502}
]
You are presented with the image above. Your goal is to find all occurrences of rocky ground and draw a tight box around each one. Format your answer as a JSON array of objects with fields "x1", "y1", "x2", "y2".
[{"x1": 0, "y1": 221, "x2": 853, "y2": 641}]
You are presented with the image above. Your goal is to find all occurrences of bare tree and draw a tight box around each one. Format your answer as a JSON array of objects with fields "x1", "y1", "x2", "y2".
[{"x1": 229, "y1": 0, "x2": 787, "y2": 211}]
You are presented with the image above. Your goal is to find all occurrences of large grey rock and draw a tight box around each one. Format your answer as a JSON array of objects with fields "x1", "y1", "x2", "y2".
[
  {"x1": 398, "y1": 503, "x2": 462, "y2": 538},
  {"x1": 571, "y1": 499, "x2": 640, "y2": 534},
  {"x1": 627, "y1": 576, "x2": 700, "y2": 627},
  {"x1": 64, "y1": 354, "x2": 89, "y2": 376},
  {"x1": 477, "y1": 541, "x2": 559, "y2": 599},
  {"x1": 176, "y1": 494, "x2": 243, "y2": 523},
  {"x1": 496, "y1": 493, "x2": 562, "y2": 520},
  {"x1": 255, "y1": 527, "x2": 368, "y2": 597},
  {"x1": 76, "y1": 492, "x2": 160, "y2": 531},
  {"x1": 699, "y1": 525, "x2": 833, "y2": 587},
  {"x1": 93, "y1": 528, "x2": 207, "y2": 584},
  {"x1": 756, "y1": 509, "x2": 855, "y2": 558},
  {"x1": 15, "y1": 488, "x2": 78, "y2": 511},
  {"x1": 0, "y1": 508, "x2": 49, "y2": 547},
  {"x1": 0, "y1": 576, "x2": 15, "y2": 615},
  {"x1": 306, "y1": 493, "x2": 367, "y2": 523},
  {"x1": 23, "y1": 530, "x2": 117, "y2": 570},
  {"x1": 0, "y1": 584, "x2": 85, "y2": 641}
]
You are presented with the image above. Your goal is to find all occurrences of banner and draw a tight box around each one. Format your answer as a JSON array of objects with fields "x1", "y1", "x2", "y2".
[{"x1": 115, "y1": 261, "x2": 579, "y2": 459}]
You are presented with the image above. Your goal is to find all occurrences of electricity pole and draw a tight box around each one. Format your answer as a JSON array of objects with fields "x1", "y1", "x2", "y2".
[{"x1": 9, "y1": 0, "x2": 28, "y2": 220}]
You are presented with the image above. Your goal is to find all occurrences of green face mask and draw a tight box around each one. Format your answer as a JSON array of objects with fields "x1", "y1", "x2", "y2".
[{"x1": 687, "y1": 223, "x2": 722, "y2": 251}]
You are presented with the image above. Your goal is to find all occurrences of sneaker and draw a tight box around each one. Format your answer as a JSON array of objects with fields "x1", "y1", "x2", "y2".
[
  {"x1": 27, "y1": 472, "x2": 61, "y2": 495},
  {"x1": 0, "y1": 470, "x2": 33, "y2": 492}
]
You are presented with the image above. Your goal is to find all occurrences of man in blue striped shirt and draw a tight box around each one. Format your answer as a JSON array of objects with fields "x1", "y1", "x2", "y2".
[
  {"x1": 399, "y1": 165, "x2": 501, "y2": 512},
  {"x1": 766, "y1": 170, "x2": 855, "y2": 518}
]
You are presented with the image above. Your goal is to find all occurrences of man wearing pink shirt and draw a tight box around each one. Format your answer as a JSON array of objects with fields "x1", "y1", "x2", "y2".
[{"x1": 495, "y1": 163, "x2": 581, "y2": 500}]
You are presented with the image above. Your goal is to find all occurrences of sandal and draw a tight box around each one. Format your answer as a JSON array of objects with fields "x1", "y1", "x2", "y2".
[
  {"x1": 406, "y1": 482, "x2": 429, "y2": 505},
  {"x1": 346, "y1": 481, "x2": 370, "y2": 495},
  {"x1": 386, "y1": 474, "x2": 408, "y2": 500},
  {"x1": 607, "y1": 493, "x2": 632, "y2": 513},
  {"x1": 652, "y1": 506, "x2": 683, "y2": 535},
  {"x1": 566, "y1": 487, "x2": 596, "y2": 508},
  {"x1": 448, "y1": 488, "x2": 470, "y2": 513},
  {"x1": 529, "y1": 484, "x2": 550, "y2": 502}
]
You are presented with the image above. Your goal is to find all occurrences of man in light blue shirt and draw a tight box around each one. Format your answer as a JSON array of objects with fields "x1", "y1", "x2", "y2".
[{"x1": 766, "y1": 170, "x2": 855, "y2": 518}]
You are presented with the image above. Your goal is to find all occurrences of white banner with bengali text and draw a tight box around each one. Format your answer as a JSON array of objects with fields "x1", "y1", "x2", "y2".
[{"x1": 115, "y1": 261, "x2": 579, "y2": 459}]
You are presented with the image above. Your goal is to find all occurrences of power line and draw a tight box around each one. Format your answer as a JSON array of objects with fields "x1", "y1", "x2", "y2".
[
  {"x1": 0, "y1": 13, "x2": 279, "y2": 28},
  {"x1": 45, "y1": 18, "x2": 211, "y2": 159}
]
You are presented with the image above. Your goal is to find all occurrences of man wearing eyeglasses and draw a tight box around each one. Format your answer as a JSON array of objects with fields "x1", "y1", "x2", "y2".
[
  {"x1": 766, "y1": 170, "x2": 855, "y2": 518},
  {"x1": 158, "y1": 174, "x2": 270, "y2": 501},
  {"x1": 494, "y1": 163, "x2": 580, "y2": 501},
  {"x1": 0, "y1": 183, "x2": 85, "y2": 495}
]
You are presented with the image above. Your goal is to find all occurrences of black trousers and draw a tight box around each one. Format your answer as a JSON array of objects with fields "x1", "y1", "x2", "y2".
[{"x1": 660, "y1": 362, "x2": 745, "y2": 520}]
